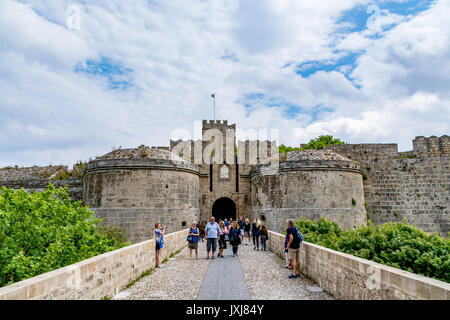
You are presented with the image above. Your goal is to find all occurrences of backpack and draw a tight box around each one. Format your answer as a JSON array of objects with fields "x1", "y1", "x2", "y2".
[
  {"x1": 290, "y1": 227, "x2": 302, "y2": 247},
  {"x1": 297, "y1": 228, "x2": 303, "y2": 244}
]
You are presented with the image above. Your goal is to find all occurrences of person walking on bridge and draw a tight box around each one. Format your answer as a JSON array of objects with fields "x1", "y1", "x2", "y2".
[
  {"x1": 154, "y1": 223, "x2": 166, "y2": 268},
  {"x1": 229, "y1": 221, "x2": 241, "y2": 257},
  {"x1": 243, "y1": 219, "x2": 251, "y2": 245},
  {"x1": 218, "y1": 220, "x2": 228, "y2": 258},
  {"x1": 286, "y1": 220, "x2": 301, "y2": 279},
  {"x1": 205, "y1": 216, "x2": 220, "y2": 259},
  {"x1": 238, "y1": 217, "x2": 245, "y2": 241},
  {"x1": 188, "y1": 222, "x2": 200, "y2": 259},
  {"x1": 251, "y1": 218, "x2": 261, "y2": 250}
]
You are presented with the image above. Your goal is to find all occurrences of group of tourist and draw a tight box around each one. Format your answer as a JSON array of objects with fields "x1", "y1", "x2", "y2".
[
  {"x1": 153, "y1": 217, "x2": 303, "y2": 279},
  {"x1": 188, "y1": 216, "x2": 270, "y2": 259}
]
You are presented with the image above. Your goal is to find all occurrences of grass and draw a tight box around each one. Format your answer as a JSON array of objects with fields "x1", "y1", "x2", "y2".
[{"x1": 126, "y1": 269, "x2": 154, "y2": 289}]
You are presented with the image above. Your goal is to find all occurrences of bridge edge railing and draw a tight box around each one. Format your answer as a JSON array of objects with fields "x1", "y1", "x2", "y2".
[
  {"x1": 0, "y1": 229, "x2": 189, "y2": 300},
  {"x1": 267, "y1": 230, "x2": 449, "y2": 300}
]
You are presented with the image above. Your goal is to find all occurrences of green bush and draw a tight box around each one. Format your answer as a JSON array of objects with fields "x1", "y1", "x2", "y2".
[
  {"x1": 0, "y1": 184, "x2": 129, "y2": 287},
  {"x1": 293, "y1": 217, "x2": 450, "y2": 283},
  {"x1": 301, "y1": 135, "x2": 345, "y2": 150}
]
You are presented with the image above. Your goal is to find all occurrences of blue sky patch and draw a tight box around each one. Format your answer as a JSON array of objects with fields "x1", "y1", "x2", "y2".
[
  {"x1": 335, "y1": 0, "x2": 435, "y2": 34},
  {"x1": 295, "y1": 52, "x2": 363, "y2": 89},
  {"x1": 74, "y1": 55, "x2": 134, "y2": 90},
  {"x1": 239, "y1": 93, "x2": 334, "y2": 122}
]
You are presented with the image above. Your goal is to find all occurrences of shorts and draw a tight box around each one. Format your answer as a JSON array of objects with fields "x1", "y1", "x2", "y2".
[
  {"x1": 288, "y1": 248, "x2": 299, "y2": 261},
  {"x1": 188, "y1": 242, "x2": 198, "y2": 250},
  {"x1": 206, "y1": 238, "x2": 217, "y2": 252},
  {"x1": 156, "y1": 242, "x2": 163, "y2": 250},
  {"x1": 244, "y1": 231, "x2": 250, "y2": 238}
]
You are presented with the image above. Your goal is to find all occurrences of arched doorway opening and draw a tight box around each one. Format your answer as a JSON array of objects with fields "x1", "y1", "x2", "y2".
[{"x1": 212, "y1": 197, "x2": 236, "y2": 221}]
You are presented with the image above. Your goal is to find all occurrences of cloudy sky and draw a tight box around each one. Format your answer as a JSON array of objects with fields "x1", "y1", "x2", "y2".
[{"x1": 0, "y1": 0, "x2": 449, "y2": 166}]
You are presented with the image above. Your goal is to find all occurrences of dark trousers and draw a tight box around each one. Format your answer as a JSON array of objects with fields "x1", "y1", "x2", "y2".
[
  {"x1": 252, "y1": 233, "x2": 260, "y2": 248},
  {"x1": 232, "y1": 246, "x2": 239, "y2": 255}
]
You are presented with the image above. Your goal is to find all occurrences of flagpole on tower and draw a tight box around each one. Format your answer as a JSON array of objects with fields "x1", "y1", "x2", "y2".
[{"x1": 211, "y1": 92, "x2": 216, "y2": 121}]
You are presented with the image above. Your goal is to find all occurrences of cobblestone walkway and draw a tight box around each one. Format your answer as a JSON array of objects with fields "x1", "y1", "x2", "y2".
[
  {"x1": 239, "y1": 243, "x2": 334, "y2": 300},
  {"x1": 113, "y1": 240, "x2": 334, "y2": 300},
  {"x1": 113, "y1": 241, "x2": 210, "y2": 300}
]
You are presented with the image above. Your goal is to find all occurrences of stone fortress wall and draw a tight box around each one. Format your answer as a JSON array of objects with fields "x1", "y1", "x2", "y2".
[
  {"x1": 250, "y1": 150, "x2": 367, "y2": 232},
  {"x1": 0, "y1": 165, "x2": 83, "y2": 201},
  {"x1": 325, "y1": 135, "x2": 450, "y2": 236},
  {"x1": 83, "y1": 148, "x2": 200, "y2": 243},
  {"x1": 169, "y1": 120, "x2": 277, "y2": 223},
  {"x1": 1, "y1": 119, "x2": 448, "y2": 241}
]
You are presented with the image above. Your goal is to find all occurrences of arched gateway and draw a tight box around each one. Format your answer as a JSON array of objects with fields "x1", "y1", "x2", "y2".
[{"x1": 212, "y1": 197, "x2": 236, "y2": 221}]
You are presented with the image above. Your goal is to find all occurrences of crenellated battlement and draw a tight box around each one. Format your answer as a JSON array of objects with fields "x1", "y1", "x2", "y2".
[
  {"x1": 202, "y1": 119, "x2": 236, "y2": 132},
  {"x1": 413, "y1": 135, "x2": 450, "y2": 156}
]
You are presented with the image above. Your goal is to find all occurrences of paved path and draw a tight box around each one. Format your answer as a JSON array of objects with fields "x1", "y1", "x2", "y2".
[
  {"x1": 197, "y1": 246, "x2": 250, "y2": 300},
  {"x1": 113, "y1": 240, "x2": 334, "y2": 300},
  {"x1": 239, "y1": 243, "x2": 334, "y2": 300}
]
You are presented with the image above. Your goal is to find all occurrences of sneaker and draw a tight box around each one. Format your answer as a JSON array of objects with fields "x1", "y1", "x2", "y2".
[
  {"x1": 288, "y1": 274, "x2": 300, "y2": 279},
  {"x1": 220, "y1": 255, "x2": 224, "y2": 258}
]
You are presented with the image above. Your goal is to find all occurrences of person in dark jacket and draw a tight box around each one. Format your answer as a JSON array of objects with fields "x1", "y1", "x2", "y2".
[
  {"x1": 243, "y1": 219, "x2": 251, "y2": 245},
  {"x1": 229, "y1": 221, "x2": 241, "y2": 257},
  {"x1": 260, "y1": 225, "x2": 269, "y2": 251},
  {"x1": 251, "y1": 218, "x2": 261, "y2": 250}
]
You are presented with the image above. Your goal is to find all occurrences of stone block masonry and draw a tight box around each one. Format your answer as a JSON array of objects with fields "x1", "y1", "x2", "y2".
[
  {"x1": 326, "y1": 136, "x2": 450, "y2": 236},
  {"x1": 0, "y1": 229, "x2": 188, "y2": 300},
  {"x1": 268, "y1": 230, "x2": 450, "y2": 300}
]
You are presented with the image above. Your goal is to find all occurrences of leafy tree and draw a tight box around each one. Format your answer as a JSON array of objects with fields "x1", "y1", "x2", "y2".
[
  {"x1": 292, "y1": 217, "x2": 450, "y2": 283},
  {"x1": 278, "y1": 144, "x2": 300, "y2": 156},
  {"x1": 302, "y1": 135, "x2": 345, "y2": 150},
  {"x1": 0, "y1": 184, "x2": 128, "y2": 287}
]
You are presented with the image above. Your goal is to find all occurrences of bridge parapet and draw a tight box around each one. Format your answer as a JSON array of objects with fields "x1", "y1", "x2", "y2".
[
  {"x1": 268, "y1": 230, "x2": 449, "y2": 300},
  {"x1": 0, "y1": 229, "x2": 188, "y2": 300}
]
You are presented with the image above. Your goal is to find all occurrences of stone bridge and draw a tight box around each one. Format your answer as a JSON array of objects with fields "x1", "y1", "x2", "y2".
[{"x1": 0, "y1": 229, "x2": 449, "y2": 300}]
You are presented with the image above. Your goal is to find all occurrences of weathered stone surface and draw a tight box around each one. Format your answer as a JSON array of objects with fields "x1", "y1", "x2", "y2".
[
  {"x1": 326, "y1": 135, "x2": 450, "y2": 236},
  {"x1": 83, "y1": 156, "x2": 200, "y2": 243},
  {"x1": 250, "y1": 159, "x2": 366, "y2": 232}
]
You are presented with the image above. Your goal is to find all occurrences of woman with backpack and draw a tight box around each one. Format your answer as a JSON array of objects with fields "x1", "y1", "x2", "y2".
[
  {"x1": 187, "y1": 222, "x2": 200, "y2": 259},
  {"x1": 229, "y1": 221, "x2": 241, "y2": 257},
  {"x1": 251, "y1": 218, "x2": 261, "y2": 250},
  {"x1": 154, "y1": 223, "x2": 167, "y2": 267},
  {"x1": 260, "y1": 225, "x2": 269, "y2": 251}
]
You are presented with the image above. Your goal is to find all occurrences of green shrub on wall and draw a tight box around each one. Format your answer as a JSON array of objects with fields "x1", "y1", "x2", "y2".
[
  {"x1": 0, "y1": 184, "x2": 129, "y2": 287},
  {"x1": 293, "y1": 218, "x2": 450, "y2": 283}
]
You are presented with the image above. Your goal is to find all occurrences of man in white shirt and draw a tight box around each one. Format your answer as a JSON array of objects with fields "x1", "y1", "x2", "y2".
[{"x1": 205, "y1": 216, "x2": 221, "y2": 259}]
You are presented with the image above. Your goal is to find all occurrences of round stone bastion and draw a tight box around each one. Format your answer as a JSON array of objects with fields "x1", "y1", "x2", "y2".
[
  {"x1": 83, "y1": 147, "x2": 200, "y2": 243},
  {"x1": 250, "y1": 149, "x2": 366, "y2": 233}
]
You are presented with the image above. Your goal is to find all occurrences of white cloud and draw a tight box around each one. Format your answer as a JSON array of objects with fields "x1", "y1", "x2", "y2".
[{"x1": 0, "y1": 0, "x2": 449, "y2": 167}]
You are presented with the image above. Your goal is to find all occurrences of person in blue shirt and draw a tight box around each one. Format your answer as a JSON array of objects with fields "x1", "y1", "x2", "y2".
[
  {"x1": 204, "y1": 216, "x2": 221, "y2": 259},
  {"x1": 286, "y1": 220, "x2": 301, "y2": 278},
  {"x1": 238, "y1": 216, "x2": 245, "y2": 241},
  {"x1": 188, "y1": 222, "x2": 200, "y2": 259},
  {"x1": 154, "y1": 223, "x2": 166, "y2": 268}
]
